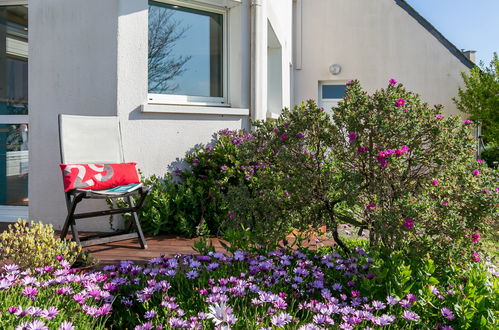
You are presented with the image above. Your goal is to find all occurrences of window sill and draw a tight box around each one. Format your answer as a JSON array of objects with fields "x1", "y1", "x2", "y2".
[{"x1": 141, "y1": 104, "x2": 249, "y2": 116}]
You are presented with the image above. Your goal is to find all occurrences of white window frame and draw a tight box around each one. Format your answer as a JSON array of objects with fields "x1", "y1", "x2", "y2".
[{"x1": 147, "y1": 0, "x2": 229, "y2": 107}]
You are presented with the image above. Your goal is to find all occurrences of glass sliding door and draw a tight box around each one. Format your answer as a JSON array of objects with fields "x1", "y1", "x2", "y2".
[{"x1": 0, "y1": 3, "x2": 28, "y2": 221}]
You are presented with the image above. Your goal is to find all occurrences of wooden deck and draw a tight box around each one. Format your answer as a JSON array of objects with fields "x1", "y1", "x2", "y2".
[
  {"x1": 0, "y1": 222, "x2": 335, "y2": 267},
  {"x1": 84, "y1": 235, "x2": 225, "y2": 265}
]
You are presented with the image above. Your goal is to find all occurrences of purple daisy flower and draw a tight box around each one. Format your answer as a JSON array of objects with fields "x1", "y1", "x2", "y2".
[
  {"x1": 441, "y1": 307, "x2": 455, "y2": 321},
  {"x1": 402, "y1": 310, "x2": 420, "y2": 322}
]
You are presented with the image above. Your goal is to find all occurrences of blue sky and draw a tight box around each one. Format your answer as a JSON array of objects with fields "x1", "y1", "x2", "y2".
[{"x1": 405, "y1": 0, "x2": 499, "y2": 66}]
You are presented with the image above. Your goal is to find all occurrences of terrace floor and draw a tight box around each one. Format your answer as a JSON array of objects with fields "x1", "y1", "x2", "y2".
[{"x1": 1, "y1": 222, "x2": 336, "y2": 267}]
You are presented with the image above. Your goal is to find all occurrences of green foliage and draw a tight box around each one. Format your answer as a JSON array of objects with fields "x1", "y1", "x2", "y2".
[
  {"x1": 454, "y1": 53, "x2": 499, "y2": 166},
  {"x1": 223, "y1": 80, "x2": 497, "y2": 264},
  {"x1": 363, "y1": 247, "x2": 499, "y2": 329},
  {"x1": 0, "y1": 220, "x2": 82, "y2": 269}
]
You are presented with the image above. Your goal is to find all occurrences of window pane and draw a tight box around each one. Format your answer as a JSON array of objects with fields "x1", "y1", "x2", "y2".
[
  {"x1": 148, "y1": 1, "x2": 223, "y2": 97},
  {"x1": 0, "y1": 123, "x2": 28, "y2": 206},
  {"x1": 322, "y1": 85, "x2": 346, "y2": 99},
  {"x1": 0, "y1": 5, "x2": 28, "y2": 115}
]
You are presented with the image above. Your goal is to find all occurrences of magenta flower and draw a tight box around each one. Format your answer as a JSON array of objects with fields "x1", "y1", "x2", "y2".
[
  {"x1": 280, "y1": 134, "x2": 288, "y2": 141},
  {"x1": 472, "y1": 252, "x2": 480, "y2": 262},
  {"x1": 395, "y1": 98, "x2": 406, "y2": 107},
  {"x1": 477, "y1": 159, "x2": 483, "y2": 163},
  {"x1": 442, "y1": 201, "x2": 450, "y2": 206},
  {"x1": 473, "y1": 169, "x2": 480, "y2": 176},
  {"x1": 348, "y1": 132, "x2": 358, "y2": 142},
  {"x1": 389, "y1": 78, "x2": 397, "y2": 85},
  {"x1": 220, "y1": 165, "x2": 228, "y2": 172},
  {"x1": 403, "y1": 108, "x2": 408, "y2": 112},
  {"x1": 296, "y1": 133, "x2": 305, "y2": 138},
  {"x1": 435, "y1": 114, "x2": 445, "y2": 119},
  {"x1": 403, "y1": 218, "x2": 414, "y2": 230},
  {"x1": 463, "y1": 119, "x2": 472, "y2": 125},
  {"x1": 366, "y1": 203, "x2": 376, "y2": 210},
  {"x1": 8, "y1": 306, "x2": 18, "y2": 314},
  {"x1": 357, "y1": 146, "x2": 369, "y2": 153},
  {"x1": 432, "y1": 179, "x2": 439, "y2": 186},
  {"x1": 22, "y1": 286, "x2": 38, "y2": 299},
  {"x1": 471, "y1": 233, "x2": 481, "y2": 243}
]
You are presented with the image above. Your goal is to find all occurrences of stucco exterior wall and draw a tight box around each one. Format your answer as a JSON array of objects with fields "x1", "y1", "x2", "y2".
[
  {"x1": 116, "y1": 0, "x2": 250, "y2": 179},
  {"x1": 28, "y1": 0, "x2": 256, "y2": 229},
  {"x1": 29, "y1": 0, "x2": 120, "y2": 230},
  {"x1": 293, "y1": 0, "x2": 470, "y2": 115}
]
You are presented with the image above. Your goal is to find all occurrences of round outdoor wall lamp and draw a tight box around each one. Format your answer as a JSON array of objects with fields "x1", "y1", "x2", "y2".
[{"x1": 329, "y1": 64, "x2": 342, "y2": 75}]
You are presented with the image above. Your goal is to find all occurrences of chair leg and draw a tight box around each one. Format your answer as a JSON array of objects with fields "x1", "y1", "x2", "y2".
[
  {"x1": 61, "y1": 193, "x2": 84, "y2": 244},
  {"x1": 127, "y1": 196, "x2": 148, "y2": 249},
  {"x1": 70, "y1": 220, "x2": 81, "y2": 245}
]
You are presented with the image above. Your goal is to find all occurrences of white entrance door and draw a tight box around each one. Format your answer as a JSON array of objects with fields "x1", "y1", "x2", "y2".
[
  {"x1": 318, "y1": 82, "x2": 347, "y2": 114},
  {"x1": 0, "y1": 3, "x2": 29, "y2": 221}
]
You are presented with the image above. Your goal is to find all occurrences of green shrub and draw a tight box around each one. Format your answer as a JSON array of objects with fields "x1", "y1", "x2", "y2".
[
  {"x1": 222, "y1": 80, "x2": 497, "y2": 264},
  {"x1": 120, "y1": 130, "x2": 253, "y2": 237},
  {"x1": 0, "y1": 220, "x2": 82, "y2": 269}
]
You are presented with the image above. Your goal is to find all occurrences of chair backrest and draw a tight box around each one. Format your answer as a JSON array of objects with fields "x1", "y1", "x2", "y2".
[{"x1": 59, "y1": 114, "x2": 124, "y2": 164}]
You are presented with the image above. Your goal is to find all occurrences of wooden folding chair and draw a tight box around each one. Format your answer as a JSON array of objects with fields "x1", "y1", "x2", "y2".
[{"x1": 58, "y1": 114, "x2": 148, "y2": 248}]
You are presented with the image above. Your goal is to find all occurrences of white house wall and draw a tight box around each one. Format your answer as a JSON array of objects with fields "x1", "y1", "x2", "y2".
[
  {"x1": 293, "y1": 0, "x2": 471, "y2": 115},
  {"x1": 29, "y1": 0, "x2": 121, "y2": 230},
  {"x1": 28, "y1": 0, "x2": 262, "y2": 230}
]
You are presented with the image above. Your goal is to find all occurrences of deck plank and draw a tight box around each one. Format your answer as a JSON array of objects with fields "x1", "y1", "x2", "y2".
[{"x1": 1, "y1": 222, "x2": 334, "y2": 266}]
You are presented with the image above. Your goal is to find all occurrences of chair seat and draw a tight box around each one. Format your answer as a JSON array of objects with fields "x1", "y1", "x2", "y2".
[{"x1": 69, "y1": 185, "x2": 149, "y2": 199}]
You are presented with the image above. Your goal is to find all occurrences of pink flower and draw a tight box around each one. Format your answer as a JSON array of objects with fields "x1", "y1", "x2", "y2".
[
  {"x1": 442, "y1": 201, "x2": 450, "y2": 206},
  {"x1": 295, "y1": 133, "x2": 305, "y2": 138},
  {"x1": 431, "y1": 179, "x2": 439, "y2": 186},
  {"x1": 389, "y1": 78, "x2": 397, "y2": 85},
  {"x1": 472, "y1": 252, "x2": 480, "y2": 262},
  {"x1": 483, "y1": 189, "x2": 489, "y2": 194},
  {"x1": 471, "y1": 233, "x2": 481, "y2": 243},
  {"x1": 403, "y1": 108, "x2": 408, "y2": 112},
  {"x1": 403, "y1": 218, "x2": 414, "y2": 230},
  {"x1": 463, "y1": 119, "x2": 472, "y2": 125},
  {"x1": 22, "y1": 286, "x2": 38, "y2": 299},
  {"x1": 473, "y1": 169, "x2": 480, "y2": 176},
  {"x1": 357, "y1": 146, "x2": 369, "y2": 153},
  {"x1": 280, "y1": 134, "x2": 288, "y2": 141},
  {"x1": 477, "y1": 159, "x2": 483, "y2": 163},
  {"x1": 395, "y1": 98, "x2": 406, "y2": 107},
  {"x1": 366, "y1": 203, "x2": 376, "y2": 210},
  {"x1": 435, "y1": 114, "x2": 445, "y2": 119},
  {"x1": 348, "y1": 132, "x2": 358, "y2": 142}
]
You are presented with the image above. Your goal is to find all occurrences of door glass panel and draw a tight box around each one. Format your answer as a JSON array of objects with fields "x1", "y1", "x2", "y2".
[
  {"x1": 0, "y1": 5, "x2": 28, "y2": 206},
  {"x1": 0, "y1": 123, "x2": 28, "y2": 206}
]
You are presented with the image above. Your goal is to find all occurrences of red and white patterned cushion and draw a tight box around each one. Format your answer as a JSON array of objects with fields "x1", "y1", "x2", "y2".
[{"x1": 60, "y1": 163, "x2": 140, "y2": 192}]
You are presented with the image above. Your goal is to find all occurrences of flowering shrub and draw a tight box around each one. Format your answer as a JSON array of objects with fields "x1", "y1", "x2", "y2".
[
  {"x1": 1, "y1": 246, "x2": 497, "y2": 329},
  {"x1": 118, "y1": 129, "x2": 257, "y2": 237},
  {"x1": 0, "y1": 220, "x2": 82, "y2": 269},
  {"x1": 328, "y1": 80, "x2": 498, "y2": 262},
  {"x1": 222, "y1": 80, "x2": 497, "y2": 263}
]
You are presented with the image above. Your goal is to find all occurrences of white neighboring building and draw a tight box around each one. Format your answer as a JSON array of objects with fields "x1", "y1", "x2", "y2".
[{"x1": 0, "y1": 0, "x2": 473, "y2": 229}]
